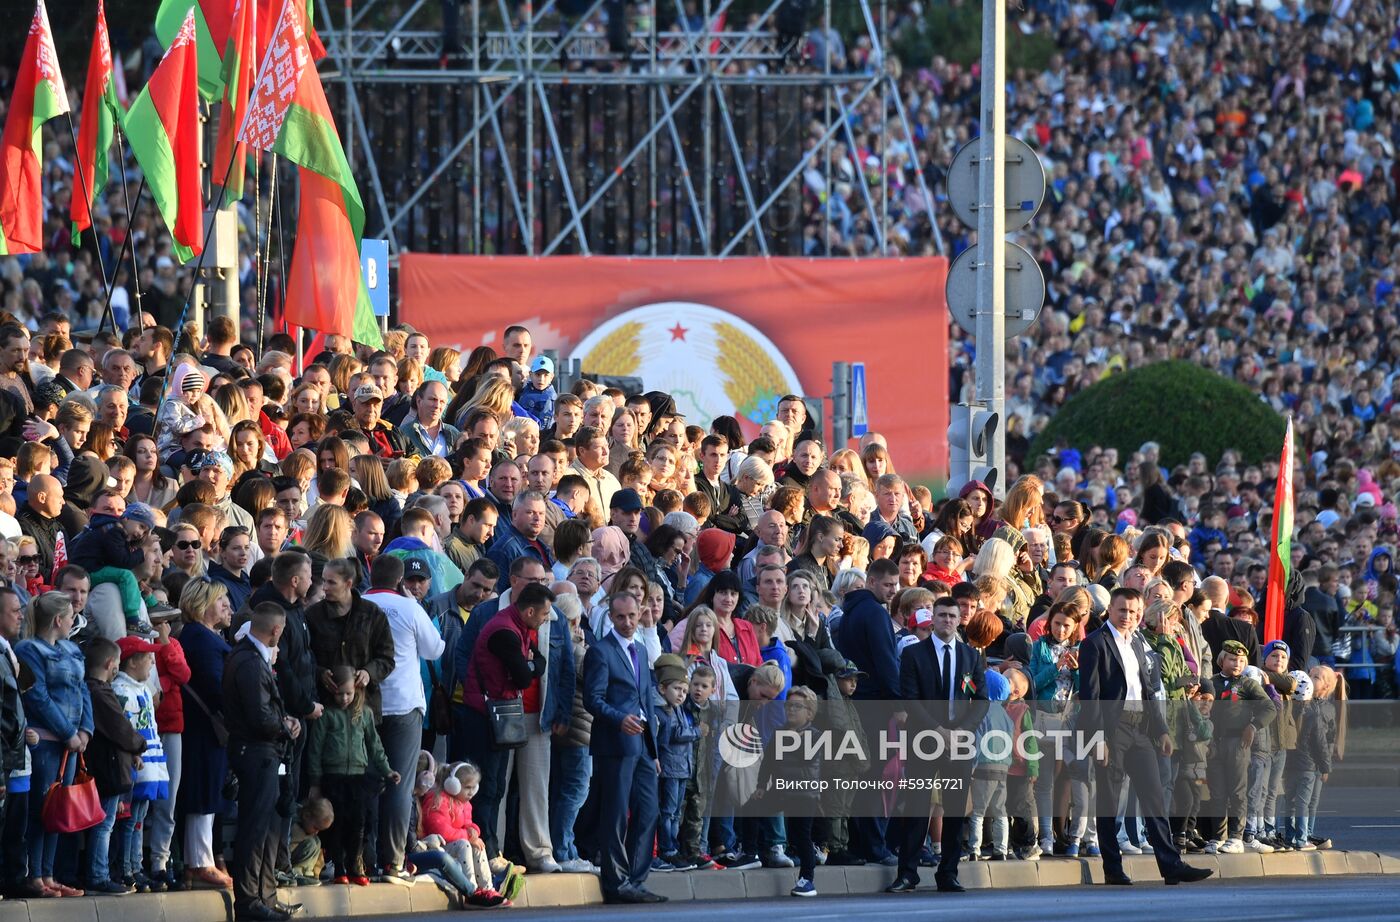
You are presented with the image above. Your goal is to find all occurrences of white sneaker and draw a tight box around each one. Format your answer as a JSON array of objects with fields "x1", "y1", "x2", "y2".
[
  {"x1": 1138, "y1": 842, "x2": 1153, "y2": 854},
  {"x1": 1219, "y1": 838, "x2": 1245, "y2": 855},
  {"x1": 1117, "y1": 839, "x2": 1143, "y2": 855},
  {"x1": 1245, "y1": 838, "x2": 1274, "y2": 854},
  {"x1": 558, "y1": 858, "x2": 596, "y2": 873},
  {"x1": 1204, "y1": 840, "x2": 1220, "y2": 854},
  {"x1": 531, "y1": 856, "x2": 563, "y2": 873}
]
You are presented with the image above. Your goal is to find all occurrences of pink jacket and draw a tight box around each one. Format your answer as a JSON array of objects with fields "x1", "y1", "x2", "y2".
[{"x1": 420, "y1": 790, "x2": 480, "y2": 843}]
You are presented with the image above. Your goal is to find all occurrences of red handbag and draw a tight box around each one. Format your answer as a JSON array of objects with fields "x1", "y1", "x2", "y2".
[{"x1": 41, "y1": 751, "x2": 106, "y2": 834}]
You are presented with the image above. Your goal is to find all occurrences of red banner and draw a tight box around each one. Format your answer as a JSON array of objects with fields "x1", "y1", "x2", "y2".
[{"x1": 399, "y1": 256, "x2": 949, "y2": 477}]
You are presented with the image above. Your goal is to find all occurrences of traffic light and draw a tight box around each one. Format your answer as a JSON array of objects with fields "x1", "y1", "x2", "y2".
[{"x1": 947, "y1": 402, "x2": 999, "y2": 497}]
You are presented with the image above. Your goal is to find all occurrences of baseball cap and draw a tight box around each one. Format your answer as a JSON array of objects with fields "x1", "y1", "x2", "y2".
[
  {"x1": 403, "y1": 558, "x2": 431, "y2": 580},
  {"x1": 117, "y1": 636, "x2": 160, "y2": 659},
  {"x1": 835, "y1": 660, "x2": 867, "y2": 679},
  {"x1": 610, "y1": 488, "x2": 643, "y2": 512},
  {"x1": 909, "y1": 608, "x2": 934, "y2": 628},
  {"x1": 353, "y1": 383, "x2": 384, "y2": 403},
  {"x1": 530, "y1": 356, "x2": 554, "y2": 375},
  {"x1": 122, "y1": 503, "x2": 157, "y2": 530}
]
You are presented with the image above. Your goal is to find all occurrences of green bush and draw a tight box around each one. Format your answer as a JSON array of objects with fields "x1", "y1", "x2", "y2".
[{"x1": 1027, "y1": 361, "x2": 1288, "y2": 469}]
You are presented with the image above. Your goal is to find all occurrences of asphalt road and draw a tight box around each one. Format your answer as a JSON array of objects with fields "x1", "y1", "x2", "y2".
[
  {"x1": 1315, "y1": 785, "x2": 1400, "y2": 853},
  {"x1": 363, "y1": 876, "x2": 1400, "y2": 921}
]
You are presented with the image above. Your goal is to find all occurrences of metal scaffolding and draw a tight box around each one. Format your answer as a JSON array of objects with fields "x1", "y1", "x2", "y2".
[{"x1": 316, "y1": 0, "x2": 945, "y2": 258}]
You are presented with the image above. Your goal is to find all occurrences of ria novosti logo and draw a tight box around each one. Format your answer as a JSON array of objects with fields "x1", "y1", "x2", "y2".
[{"x1": 717, "y1": 722, "x2": 764, "y2": 769}]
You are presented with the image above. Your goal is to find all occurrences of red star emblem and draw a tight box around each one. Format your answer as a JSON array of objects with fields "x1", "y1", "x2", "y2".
[{"x1": 668, "y1": 322, "x2": 689, "y2": 342}]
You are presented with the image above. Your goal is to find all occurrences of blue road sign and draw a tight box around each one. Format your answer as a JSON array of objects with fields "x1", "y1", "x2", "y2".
[
  {"x1": 851, "y1": 362, "x2": 868, "y2": 438},
  {"x1": 361, "y1": 239, "x2": 390, "y2": 317}
]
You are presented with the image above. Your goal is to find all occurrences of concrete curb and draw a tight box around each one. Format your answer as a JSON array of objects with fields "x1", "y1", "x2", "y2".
[{"x1": 0, "y1": 850, "x2": 1395, "y2": 920}]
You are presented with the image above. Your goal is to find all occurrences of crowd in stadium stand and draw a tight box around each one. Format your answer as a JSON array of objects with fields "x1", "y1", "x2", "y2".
[{"x1": 0, "y1": 0, "x2": 1395, "y2": 914}]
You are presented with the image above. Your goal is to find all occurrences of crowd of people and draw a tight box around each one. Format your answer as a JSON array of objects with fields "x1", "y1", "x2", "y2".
[
  {"x1": 0, "y1": 311, "x2": 1371, "y2": 915},
  {"x1": 0, "y1": 0, "x2": 1393, "y2": 914}
]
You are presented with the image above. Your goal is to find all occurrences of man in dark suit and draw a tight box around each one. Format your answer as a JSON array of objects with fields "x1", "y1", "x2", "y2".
[
  {"x1": 224, "y1": 603, "x2": 301, "y2": 922},
  {"x1": 886, "y1": 597, "x2": 986, "y2": 894},
  {"x1": 582, "y1": 592, "x2": 666, "y2": 905},
  {"x1": 1076, "y1": 587, "x2": 1212, "y2": 887},
  {"x1": 834, "y1": 557, "x2": 901, "y2": 863}
]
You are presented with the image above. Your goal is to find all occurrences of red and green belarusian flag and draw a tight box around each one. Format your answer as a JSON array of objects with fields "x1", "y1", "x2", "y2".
[
  {"x1": 125, "y1": 9, "x2": 204, "y2": 263},
  {"x1": 212, "y1": 0, "x2": 257, "y2": 205},
  {"x1": 156, "y1": 0, "x2": 325, "y2": 101},
  {"x1": 72, "y1": 0, "x2": 123, "y2": 245},
  {"x1": 239, "y1": 0, "x2": 382, "y2": 348},
  {"x1": 1263, "y1": 416, "x2": 1294, "y2": 643},
  {"x1": 0, "y1": 0, "x2": 69, "y2": 256}
]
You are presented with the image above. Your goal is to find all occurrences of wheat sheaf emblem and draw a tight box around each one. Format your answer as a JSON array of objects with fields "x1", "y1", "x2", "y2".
[
  {"x1": 581, "y1": 321, "x2": 642, "y2": 377},
  {"x1": 716, "y1": 322, "x2": 784, "y2": 421}
]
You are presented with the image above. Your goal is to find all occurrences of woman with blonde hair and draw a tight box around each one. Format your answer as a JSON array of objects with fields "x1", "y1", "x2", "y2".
[
  {"x1": 678, "y1": 607, "x2": 737, "y2": 700},
  {"x1": 212, "y1": 382, "x2": 253, "y2": 427},
  {"x1": 351, "y1": 454, "x2": 401, "y2": 532},
  {"x1": 502, "y1": 415, "x2": 540, "y2": 460},
  {"x1": 302, "y1": 504, "x2": 355, "y2": 560},
  {"x1": 829, "y1": 448, "x2": 867, "y2": 485},
  {"x1": 458, "y1": 377, "x2": 515, "y2": 427},
  {"x1": 758, "y1": 419, "x2": 791, "y2": 464},
  {"x1": 168, "y1": 522, "x2": 206, "y2": 577},
  {"x1": 289, "y1": 383, "x2": 323, "y2": 417},
  {"x1": 973, "y1": 537, "x2": 1035, "y2": 628},
  {"x1": 999, "y1": 475, "x2": 1045, "y2": 530}
]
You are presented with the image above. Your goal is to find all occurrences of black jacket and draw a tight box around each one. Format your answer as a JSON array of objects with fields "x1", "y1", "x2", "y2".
[
  {"x1": 898, "y1": 636, "x2": 988, "y2": 734},
  {"x1": 1075, "y1": 623, "x2": 1170, "y2": 742},
  {"x1": 694, "y1": 476, "x2": 745, "y2": 534},
  {"x1": 304, "y1": 592, "x2": 396, "y2": 720},
  {"x1": 1201, "y1": 609, "x2": 1261, "y2": 667},
  {"x1": 85, "y1": 677, "x2": 146, "y2": 797},
  {"x1": 222, "y1": 638, "x2": 292, "y2": 748},
  {"x1": 16, "y1": 504, "x2": 61, "y2": 577},
  {"x1": 0, "y1": 643, "x2": 26, "y2": 775},
  {"x1": 247, "y1": 582, "x2": 318, "y2": 722}
]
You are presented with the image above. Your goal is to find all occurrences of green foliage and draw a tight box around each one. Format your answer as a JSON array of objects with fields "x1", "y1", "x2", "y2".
[{"x1": 1028, "y1": 361, "x2": 1288, "y2": 469}]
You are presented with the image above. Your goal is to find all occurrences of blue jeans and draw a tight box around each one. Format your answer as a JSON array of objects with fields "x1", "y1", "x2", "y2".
[
  {"x1": 1264, "y1": 750, "x2": 1287, "y2": 835},
  {"x1": 87, "y1": 795, "x2": 122, "y2": 885},
  {"x1": 117, "y1": 800, "x2": 150, "y2": 879},
  {"x1": 549, "y1": 744, "x2": 590, "y2": 862},
  {"x1": 26, "y1": 741, "x2": 77, "y2": 879},
  {"x1": 656, "y1": 778, "x2": 686, "y2": 857},
  {"x1": 378, "y1": 709, "x2": 425, "y2": 872},
  {"x1": 1285, "y1": 770, "x2": 1318, "y2": 846},
  {"x1": 1245, "y1": 752, "x2": 1270, "y2": 838},
  {"x1": 410, "y1": 849, "x2": 477, "y2": 897}
]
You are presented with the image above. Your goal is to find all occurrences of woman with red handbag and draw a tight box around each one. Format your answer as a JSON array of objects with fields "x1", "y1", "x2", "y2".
[{"x1": 15, "y1": 592, "x2": 93, "y2": 898}]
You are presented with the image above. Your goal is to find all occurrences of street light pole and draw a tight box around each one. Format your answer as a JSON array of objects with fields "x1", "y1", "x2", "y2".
[{"x1": 975, "y1": 0, "x2": 1007, "y2": 495}]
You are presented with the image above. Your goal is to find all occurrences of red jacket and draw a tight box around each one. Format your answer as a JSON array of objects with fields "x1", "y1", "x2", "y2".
[
  {"x1": 154, "y1": 637, "x2": 191, "y2": 733},
  {"x1": 420, "y1": 789, "x2": 480, "y2": 843},
  {"x1": 714, "y1": 617, "x2": 761, "y2": 666},
  {"x1": 261, "y1": 411, "x2": 292, "y2": 460}
]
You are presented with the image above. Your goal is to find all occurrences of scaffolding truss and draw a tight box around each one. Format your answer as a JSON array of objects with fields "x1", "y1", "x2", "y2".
[{"x1": 316, "y1": 0, "x2": 944, "y2": 258}]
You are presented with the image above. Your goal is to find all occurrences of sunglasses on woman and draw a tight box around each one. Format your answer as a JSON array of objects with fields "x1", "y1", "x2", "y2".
[
  {"x1": 18, "y1": 554, "x2": 40, "y2": 565},
  {"x1": 176, "y1": 539, "x2": 202, "y2": 551}
]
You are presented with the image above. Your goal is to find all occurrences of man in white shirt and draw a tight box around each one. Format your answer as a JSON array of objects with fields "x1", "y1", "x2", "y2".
[
  {"x1": 364, "y1": 554, "x2": 446, "y2": 879},
  {"x1": 1076, "y1": 587, "x2": 1211, "y2": 888}
]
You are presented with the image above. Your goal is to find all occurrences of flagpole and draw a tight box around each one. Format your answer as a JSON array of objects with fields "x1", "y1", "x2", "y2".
[
  {"x1": 258, "y1": 164, "x2": 278, "y2": 359},
  {"x1": 65, "y1": 113, "x2": 113, "y2": 317},
  {"x1": 114, "y1": 127, "x2": 145, "y2": 334},
  {"x1": 98, "y1": 174, "x2": 146, "y2": 336},
  {"x1": 275, "y1": 161, "x2": 288, "y2": 338}
]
